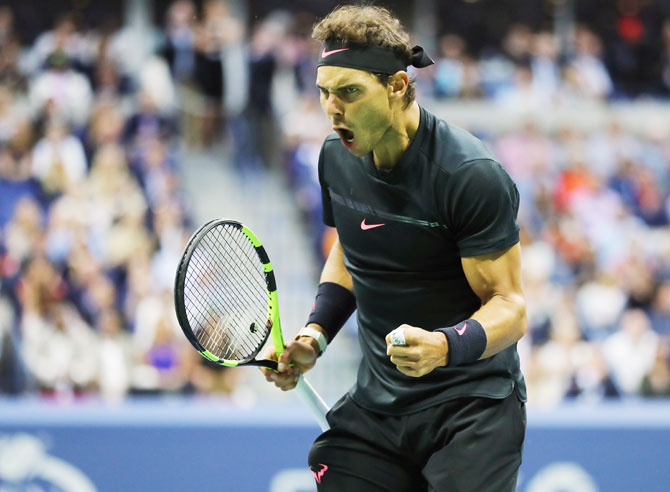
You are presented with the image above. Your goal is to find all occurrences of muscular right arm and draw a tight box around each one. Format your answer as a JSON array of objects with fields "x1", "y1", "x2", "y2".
[
  {"x1": 303, "y1": 235, "x2": 354, "y2": 342},
  {"x1": 261, "y1": 234, "x2": 353, "y2": 389}
]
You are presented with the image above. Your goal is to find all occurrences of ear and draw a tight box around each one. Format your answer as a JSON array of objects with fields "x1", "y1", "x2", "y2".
[{"x1": 387, "y1": 71, "x2": 409, "y2": 104}]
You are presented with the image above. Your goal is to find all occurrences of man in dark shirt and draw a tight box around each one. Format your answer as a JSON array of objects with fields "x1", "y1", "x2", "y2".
[{"x1": 261, "y1": 5, "x2": 527, "y2": 491}]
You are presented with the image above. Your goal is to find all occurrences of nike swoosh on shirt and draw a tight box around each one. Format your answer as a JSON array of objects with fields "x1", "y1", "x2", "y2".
[
  {"x1": 455, "y1": 321, "x2": 468, "y2": 336},
  {"x1": 360, "y1": 219, "x2": 385, "y2": 230},
  {"x1": 321, "y1": 47, "x2": 349, "y2": 58}
]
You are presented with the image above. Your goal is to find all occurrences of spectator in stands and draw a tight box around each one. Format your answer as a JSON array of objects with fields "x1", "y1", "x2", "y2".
[
  {"x1": 132, "y1": 290, "x2": 190, "y2": 394},
  {"x1": 479, "y1": 24, "x2": 531, "y2": 99},
  {"x1": 90, "y1": 30, "x2": 133, "y2": 108},
  {"x1": 18, "y1": 254, "x2": 98, "y2": 396},
  {"x1": 87, "y1": 104, "x2": 125, "y2": 158},
  {"x1": 526, "y1": 305, "x2": 589, "y2": 407},
  {"x1": 123, "y1": 90, "x2": 177, "y2": 150},
  {"x1": 603, "y1": 308, "x2": 659, "y2": 396},
  {"x1": 86, "y1": 143, "x2": 147, "y2": 247},
  {"x1": 565, "y1": 344, "x2": 620, "y2": 402},
  {"x1": 0, "y1": 85, "x2": 27, "y2": 143},
  {"x1": 191, "y1": 0, "x2": 242, "y2": 146},
  {"x1": 96, "y1": 307, "x2": 135, "y2": 401},
  {"x1": 3, "y1": 197, "x2": 44, "y2": 267},
  {"x1": 0, "y1": 21, "x2": 25, "y2": 94},
  {"x1": 565, "y1": 26, "x2": 613, "y2": 100},
  {"x1": 234, "y1": 14, "x2": 285, "y2": 169},
  {"x1": 529, "y1": 30, "x2": 561, "y2": 105},
  {"x1": 31, "y1": 118, "x2": 87, "y2": 196},
  {"x1": 0, "y1": 146, "x2": 43, "y2": 228},
  {"x1": 433, "y1": 34, "x2": 470, "y2": 99},
  {"x1": 23, "y1": 14, "x2": 88, "y2": 74},
  {"x1": 28, "y1": 49, "x2": 93, "y2": 130},
  {"x1": 161, "y1": 0, "x2": 198, "y2": 83},
  {"x1": 587, "y1": 120, "x2": 641, "y2": 180}
]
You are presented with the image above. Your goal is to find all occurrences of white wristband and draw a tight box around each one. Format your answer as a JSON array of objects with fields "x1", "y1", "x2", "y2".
[{"x1": 298, "y1": 327, "x2": 328, "y2": 355}]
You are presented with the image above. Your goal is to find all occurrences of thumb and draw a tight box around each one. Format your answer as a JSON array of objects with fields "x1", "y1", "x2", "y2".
[{"x1": 277, "y1": 347, "x2": 292, "y2": 373}]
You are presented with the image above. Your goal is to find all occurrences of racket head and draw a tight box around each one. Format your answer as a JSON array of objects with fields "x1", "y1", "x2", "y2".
[{"x1": 174, "y1": 219, "x2": 283, "y2": 369}]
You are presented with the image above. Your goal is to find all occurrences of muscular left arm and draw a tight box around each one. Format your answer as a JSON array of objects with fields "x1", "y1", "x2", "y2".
[
  {"x1": 462, "y1": 242, "x2": 527, "y2": 359},
  {"x1": 386, "y1": 243, "x2": 526, "y2": 376}
]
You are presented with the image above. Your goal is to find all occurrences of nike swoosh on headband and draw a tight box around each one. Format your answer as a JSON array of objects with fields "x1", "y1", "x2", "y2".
[{"x1": 321, "y1": 47, "x2": 349, "y2": 58}]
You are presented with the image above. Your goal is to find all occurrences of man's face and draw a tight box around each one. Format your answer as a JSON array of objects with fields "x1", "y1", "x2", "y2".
[{"x1": 316, "y1": 66, "x2": 393, "y2": 157}]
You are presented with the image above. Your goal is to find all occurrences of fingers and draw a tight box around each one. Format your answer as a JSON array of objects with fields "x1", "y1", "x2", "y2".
[
  {"x1": 258, "y1": 345, "x2": 294, "y2": 389},
  {"x1": 388, "y1": 350, "x2": 420, "y2": 363},
  {"x1": 262, "y1": 359, "x2": 300, "y2": 391},
  {"x1": 385, "y1": 325, "x2": 417, "y2": 358},
  {"x1": 259, "y1": 340, "x2": 316, "y2": 391},
  {"x1": 277, "y1": 348, "x2": 292, "y2": 373},
  {"x1": 385, "y1": 325, "x2": 446, "y2": 378},
  {"x1": 385, "y1": 324, "x2": 407, "y2": 346},
  {"x1": 394, "y1": 364, "x2": 423, "y2": 377},
  {"x1": 387, "y1": 343, "x2": 424, "y2": 377},
  {"x1": 385, "y1": 324, "x2": 415, "y2": 347},
  {"x1": 258, "y1": 346, "x2": 278, "y2": 378}
]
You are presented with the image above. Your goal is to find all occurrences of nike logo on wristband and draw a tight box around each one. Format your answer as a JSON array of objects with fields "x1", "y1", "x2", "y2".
[
  {"x1": 321, "y1": 47, "x2": 349, "y2": 58},
  {"x1": 455, "y1": 321, "x2": 468, "y2": 336},
  {"x1": 360, "y1": 219, "x2": 385, "y2": 230}
]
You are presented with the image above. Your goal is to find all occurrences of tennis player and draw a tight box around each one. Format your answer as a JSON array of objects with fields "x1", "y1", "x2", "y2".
[{"x1": 261, "y1": 5, "x2": 527, "y2": 491}]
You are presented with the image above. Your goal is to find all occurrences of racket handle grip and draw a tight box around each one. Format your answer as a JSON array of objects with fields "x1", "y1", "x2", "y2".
[{"x1": 295, "y1": 376, "x2": 330, "y2": 432}]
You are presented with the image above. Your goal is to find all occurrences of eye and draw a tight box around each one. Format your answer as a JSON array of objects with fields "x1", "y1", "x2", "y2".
[
  {"x1": 344, "y1": 87, "x2": 358, "y2": 94},
  {"x1": 319, "y1": 88, "x2": 329, "y2": 98}
]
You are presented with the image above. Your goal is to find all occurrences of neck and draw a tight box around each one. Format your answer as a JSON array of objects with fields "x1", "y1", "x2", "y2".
[{"x1": 372, "y1": 102, "x2": 421, "y2": 170}]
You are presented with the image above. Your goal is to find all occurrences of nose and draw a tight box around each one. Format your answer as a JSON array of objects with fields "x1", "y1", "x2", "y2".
[{"x1": 323, "y1": 93, "x2": 343, "y2": 118}]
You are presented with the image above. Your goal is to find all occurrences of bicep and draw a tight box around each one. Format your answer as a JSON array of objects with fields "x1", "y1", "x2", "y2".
[{"x1": 461, "y1": 242, "x2": 524, "y2": 305}]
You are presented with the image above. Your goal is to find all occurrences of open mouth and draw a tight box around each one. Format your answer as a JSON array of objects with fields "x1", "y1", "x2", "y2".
[{"x1": 335, "y1": 128, "x2": 355, "y2": 144}]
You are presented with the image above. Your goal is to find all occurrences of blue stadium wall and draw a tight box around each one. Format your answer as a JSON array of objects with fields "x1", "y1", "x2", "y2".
[{"x1": 0, "y1": 399, "x2": 669, "y2": 492}]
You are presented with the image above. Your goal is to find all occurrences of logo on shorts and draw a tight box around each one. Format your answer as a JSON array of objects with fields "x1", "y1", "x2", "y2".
[{"x1": 311, "y1": 463, "x2": 329, "y2": 484}]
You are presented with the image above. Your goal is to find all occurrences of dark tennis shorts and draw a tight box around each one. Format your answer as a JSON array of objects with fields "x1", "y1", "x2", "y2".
[{"x1": 308, "y1": 391, "x2": 526, "y2": 492}]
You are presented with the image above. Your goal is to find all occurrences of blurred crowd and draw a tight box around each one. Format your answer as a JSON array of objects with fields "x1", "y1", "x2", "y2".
[
  {"x1": 0, "y1": 1, "x2": 669, "y2": 407},
  {"x1": 0, "y1": 2, "x2": 238, "y2": 401}
]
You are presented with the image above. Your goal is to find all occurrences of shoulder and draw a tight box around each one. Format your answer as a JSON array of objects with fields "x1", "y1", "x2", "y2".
[
  {"x1": 420, "y1": 108, "x2": 498, "y2": 174},
  {"x1": 319, "y1": 132, "x2": 347, "y2": 164},
  {"x1": 318, "y1": 133, "x2": 359, "y2": 184},
  {"x1": 322, "y1": 132, "x2": 343, "y2": 152}
]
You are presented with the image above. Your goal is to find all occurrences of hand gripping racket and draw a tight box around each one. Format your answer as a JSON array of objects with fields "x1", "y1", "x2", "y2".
[{"x1": 174, "y1": 219, "x2": 330, "y2": 431}]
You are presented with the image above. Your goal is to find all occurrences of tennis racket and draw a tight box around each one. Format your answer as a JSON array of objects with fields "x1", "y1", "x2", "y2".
[{"x1": 174, "y1": 218, "x2": 330, "y2": 431}]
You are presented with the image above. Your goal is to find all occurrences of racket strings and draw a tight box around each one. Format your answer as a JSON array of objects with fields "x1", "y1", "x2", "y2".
[
  {"x1": 183, "y1": 223, "x2": 271, "y2": 361},
  {"x1": 198, "y1": 227, "x2": 267, "y2": 358},
  {"x1": 212, "y1": 227, "x2": 269, "y2": 357},
  {"x1": 188, "y1": 229, "x2": 266, "y2": 360}
]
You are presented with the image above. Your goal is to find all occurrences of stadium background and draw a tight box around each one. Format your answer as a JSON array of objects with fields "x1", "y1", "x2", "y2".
[{"x1": 0, "y1": 0, "x2": 669, "y2": 490}]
